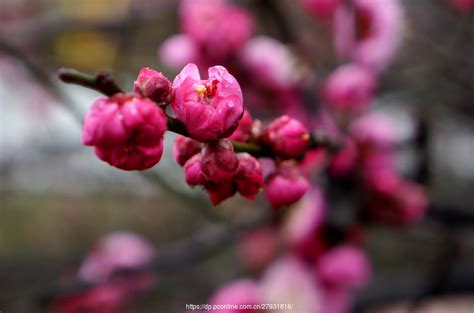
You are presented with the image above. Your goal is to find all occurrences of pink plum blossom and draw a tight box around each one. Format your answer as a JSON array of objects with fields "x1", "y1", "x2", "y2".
[
  {"x1": 350, "y1": 113, "x2": 396, "y2": 149},
  {"x1": 201, "y1": 139, "x2": 239, "y2": 183},
  {"x1": 324, "y1": 63, "x2": 377, "y2": 113},
  {"x1": 171, "y1": 63, "x2": 244, "y2": 142},
  {"x1": 334, "y1": 0, "x2": 403, "y2": 71},
  {"x1": 300, "y1": 0, "x2": 341, "y2": 19},
  {"x1": 133, "y1": 67, "x2": 172, "y2": 104},
  {"x1": 240, "y1": 36, "x2": 296, "y2": 89},
  {"x1": 260, "y1": 257, "x2": 322, "y2": 313},
  {"x1": 180, "y1": 0, "x2": 254, "y2": 59},
  {"x1": 173, "y1": 134, "x2": 203, "y2": 166},
  {"x1": 237, "y1": 227, "x2": 279, "y2": 271},
  {"x1": 158, "y1": 34, "x2": 198, "y2": 69},
  {"x1": 316, "y1": 245, "x2": 371, "y2": 290},
  {"x1": 283, "y1": 187, "x2": 326, "y2": 258},
  {"x1": 79, "y1": 232, "x2": 155, "y2": 282},
  {"x1": 233, "y1": 153, "x2": 264, "y2": 200},
  {"x1": 266, "y1": 115, "x2": 310, "y2": 159},
  {"x1": 264, "y1": 163, "x2": 310, "y2": 209},
  {"x1": 82, "y1": 94, "x2": 167, "y2": 171},
  {"x1": 209, "y1": 279, "x2": 262, "y2": 313}
]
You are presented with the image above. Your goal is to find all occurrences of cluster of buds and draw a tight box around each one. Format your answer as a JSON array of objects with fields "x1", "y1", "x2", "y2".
[{"x1": 80, "y1": 63, "x2": 314, "y2": 208}]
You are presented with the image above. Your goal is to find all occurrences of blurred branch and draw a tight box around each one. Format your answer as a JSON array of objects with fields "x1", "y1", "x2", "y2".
[{"x1": 57, "y1": 68, "x2": 123, "y2": 96}]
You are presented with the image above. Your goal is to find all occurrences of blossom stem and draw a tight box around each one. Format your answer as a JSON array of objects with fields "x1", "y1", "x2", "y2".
[{"x1": 57, "y1": 68, "x2": 123, "y2": 96}]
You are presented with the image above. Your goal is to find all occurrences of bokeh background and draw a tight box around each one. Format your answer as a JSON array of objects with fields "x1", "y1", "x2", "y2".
[{"x1": 1, "y1": 0, "x2": 473, "y2": 312}]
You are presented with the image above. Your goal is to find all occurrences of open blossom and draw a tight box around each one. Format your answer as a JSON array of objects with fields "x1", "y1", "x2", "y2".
[
  {"x1": 300, "y1": 0, "x2": 341, "y2": 18},
  {"x1": 233, "y1": 153, "x2": 264, "y2": 200},
  {"x1": 316, "y1": 245, "x2": 371, "y2": 290},
  {"x1": 240, "y1": 36, "x2": 296, "y2": 89},
  {"x1": 324, "y1": 63, "x2": 377, "y2": 113},
  {"x1": 266, "y1": 115, "x2": 310, "y2": 159},
  {"x1": 82, "y1": 94, "x2": 167, "y2": 171},
  {"x1": 265, "y1": 163, "x2": 310, "y2": 209},
  {"x1": 172, "y1": 63, "x2": 244, "y2": 142},
  {"x1": 158, "y1": 34, "x2": 198, "y2": 69},
  {"x1": 334, "y1": 0, "x2": 403, "y2": 71},
  {"x1": 133, "y1": 67, "x2": 172, "y2": 104},
  {"x1": 209, "y1": 279, "x2": 262, "y2": 313},
  {"x1": 173, "y1": 134, "x2": 202, "y2": 166},
  {"x1": 180, "y1": 0, "x2": 254, "y2": 59},
  {"x1": 201, "y1": 139, "x2": 239, "y2": 183}
]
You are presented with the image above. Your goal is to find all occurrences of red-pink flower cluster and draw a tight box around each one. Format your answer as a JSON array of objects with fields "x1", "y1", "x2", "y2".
[{"x1": 82, "y1": 63, "x2": 313, "y2": 208}]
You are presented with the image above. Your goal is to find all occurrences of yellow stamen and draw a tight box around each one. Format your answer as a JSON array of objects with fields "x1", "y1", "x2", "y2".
[
  {"x1": 302, "y1": 134, "x2": 310, "y2": 141},
  {"x1": 196, "y1": 84, "x2": 207, "y2": 98}
]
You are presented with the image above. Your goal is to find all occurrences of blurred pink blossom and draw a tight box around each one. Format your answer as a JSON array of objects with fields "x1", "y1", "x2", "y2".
[
  {"x1": 350, "y1": 112, "x2": 396, "y2": 149},
  {"x1": 209, "y1": 279, "x2": 262, "y2": 313},
  {"x1": 237, "y1": 227, "x2": 279, "y2": 271},
  {"x1": 240, "y1": 36, "x2": 296, "y2": 89},
  {"x1": 260, "y1": 257, "x2": 322, "y2": 313},
  {"x1": 159, "y1": 34, "x2": 198, "y2": 69},
  {"x1": 324, "y1": 63, "x2": 377, "y2": 113},
  {"x1": 180, "y1": 0, "x2": 254, "y2": 59},
  {"x1": 450, "y1": 0, "x2": 474, "y2": 11},
  {"x1": 334, "y1": 0, "x2": 403, "y2": 71},
  {"x1": 316, "y1": 244, "x2": 371, "y2": 290}
]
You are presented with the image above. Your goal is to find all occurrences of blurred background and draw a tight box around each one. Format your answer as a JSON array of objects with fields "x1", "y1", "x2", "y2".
[{"x1": 0, "y1": 0, "x2": 473, "y2": 312}]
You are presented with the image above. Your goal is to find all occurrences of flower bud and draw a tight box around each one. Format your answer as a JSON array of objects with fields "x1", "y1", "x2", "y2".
[
  {"x1": 227, "y1": 110, "x2": 253, "y2": 142},
  {"x1": 173, "y1": 135, "x2": 203, "y2": 166},
  {"x1": 183, "y1": 154, "x2": 207, "y2": 186},
  {"x1": 133, "y1": 67, "x2": 172, "y2": 104},
  {"x1": 172, "y1": 63, "x2": 244, "y2": 142},
  {"x1": 205, "y1": 181, "x2": 237, "y2": 206},
  {"x1": 201, "y1": 139, "x2": 239, "y2": 183},
  {"x1": 83, "y1": 94, "x2": 167, "y2": 171},
  {"x1": 324, "y1": 63, "x2": 376, "y2": 113},
  {"x1": 266, "y1": 115, "x2": 310, "y2": 159},
  {"x1": 233, "y1": 153, "x2": 264, "y2": 200},
  {"x1": 264, "y1": 163, "x2": 310, "y2": 209},
  {"x1": 316, "y1": 245, "x2": 371, "y2": 290}
]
